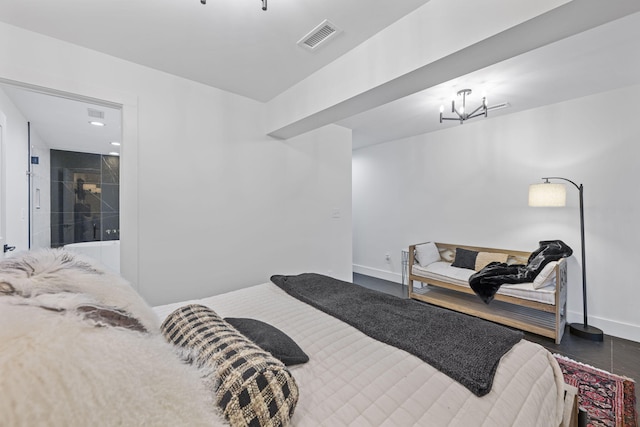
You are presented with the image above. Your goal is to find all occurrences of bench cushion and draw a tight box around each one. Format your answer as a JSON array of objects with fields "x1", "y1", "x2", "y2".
[{"x1": 412, "y1": 261, "x2": 556, "y2": 305}]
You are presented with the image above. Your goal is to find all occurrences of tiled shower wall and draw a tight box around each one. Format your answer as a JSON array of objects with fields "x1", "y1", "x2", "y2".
[{"x1": 50, "y1": 150, "x2": 119, "y2": 247}]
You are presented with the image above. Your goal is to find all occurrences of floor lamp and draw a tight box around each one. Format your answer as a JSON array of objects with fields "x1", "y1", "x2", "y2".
[{"x1": 528, "y1": 177, "x2": 604, "y2": 341}]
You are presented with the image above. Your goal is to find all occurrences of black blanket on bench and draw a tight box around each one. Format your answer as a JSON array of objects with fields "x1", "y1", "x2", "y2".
[
  {"x1": 271, "y1": 273, "x2": 523, "y2": 397},
  {"x1": 469, "y1": 240, "x2": 573, "y2": 304}
]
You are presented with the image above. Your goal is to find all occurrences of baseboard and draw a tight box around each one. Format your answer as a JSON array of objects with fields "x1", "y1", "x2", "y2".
[
  {"x1": 566, "y1": 310, "x2": 640, "y2": 343},
  {"x1": 353, "y1": 264, "x2": 402, "y2": 284}
]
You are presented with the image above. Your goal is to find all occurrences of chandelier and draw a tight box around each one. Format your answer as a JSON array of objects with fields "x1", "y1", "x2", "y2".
[
  {"x1": 200, "y1": 0, "x2": 267, "y2": 10},
  {"x1": 439, "y1": 89, "x2": 487, "y2": 124}
]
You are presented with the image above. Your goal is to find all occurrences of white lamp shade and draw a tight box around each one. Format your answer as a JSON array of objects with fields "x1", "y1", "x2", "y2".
[{"x1": 528, "y1": 183, "x2": 566, "y2": 207}]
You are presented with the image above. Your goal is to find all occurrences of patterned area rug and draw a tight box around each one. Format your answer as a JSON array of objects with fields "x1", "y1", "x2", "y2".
[{"x1": 554, "y1": 354, "x2": 637, "y2": 427}]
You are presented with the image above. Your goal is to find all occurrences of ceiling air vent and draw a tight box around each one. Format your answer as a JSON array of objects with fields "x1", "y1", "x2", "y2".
[
  {"x1": 87, "y1": 108, "x2": 105, "y2": 119},
  {"x1": 297, "y1": 19, "x2": 341, "y2": 51}
]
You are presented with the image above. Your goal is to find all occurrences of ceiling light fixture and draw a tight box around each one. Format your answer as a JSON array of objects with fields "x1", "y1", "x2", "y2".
[
  {"x1": 200, "y1": 0, "x2": 266, "y2": 11},
  {"x1": 108, "y1": 152, "x2": 120, "y2": 156},
  {"x1": 111, "y1": 142, "x2": 121, "y2": 146},
  {"x1": 439, "y1": 89, "x2": 487, "y2": 124},
  {"x1": 89, "y1": 121, "x2": 105, "y2": 127},
  {"x1": 486, "y1": 102, "x2": 510, "y2": 112}
]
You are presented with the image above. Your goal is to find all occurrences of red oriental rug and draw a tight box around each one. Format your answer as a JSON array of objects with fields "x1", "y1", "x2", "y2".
[{"x1": 554, "y1": 354, "x2": 637, "y2": 427}]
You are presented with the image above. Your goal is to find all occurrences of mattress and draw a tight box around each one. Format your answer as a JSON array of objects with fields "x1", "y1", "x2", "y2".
[
  {"x1": 154, "y1": 282, "x2": 565, "y2": 426},
  {"x1": 412, "y1": 261, "x2": 557, "y2": 305}
]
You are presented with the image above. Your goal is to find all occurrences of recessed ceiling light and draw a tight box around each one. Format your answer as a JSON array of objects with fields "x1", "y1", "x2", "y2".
[
  {"x1": 108, "y1": 152, "x2": 120, "y2": 156},
  {"x1": 110, "y1": 141, "x2": 121, "y2": 146},
  {"x1": 89, "y1": 121, "x2": 105, "y2": 127}
]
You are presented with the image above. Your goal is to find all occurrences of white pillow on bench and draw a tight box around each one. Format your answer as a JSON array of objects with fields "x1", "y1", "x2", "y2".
[
  {"x1": 415, "y1": 242, "x2": 441, "y2": 267},
  {"x1": 533, "y1": 261, "x2": 558, "y2": 289}
]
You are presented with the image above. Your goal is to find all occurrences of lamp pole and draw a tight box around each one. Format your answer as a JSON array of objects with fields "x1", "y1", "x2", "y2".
[{"x1": 543, "y1": 177, "x2": 603, "y2": 341}]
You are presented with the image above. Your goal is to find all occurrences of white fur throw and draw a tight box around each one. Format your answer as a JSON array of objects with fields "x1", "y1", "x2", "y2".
[{"x1": 0, "y1": 249, "x2": 226, "y2": 427}]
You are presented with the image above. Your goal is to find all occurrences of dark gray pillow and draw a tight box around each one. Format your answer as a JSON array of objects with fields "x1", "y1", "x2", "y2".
[
  {"x1": 224, "y1": 317, "x2": 309, "y2": 366},
  {"x1": 451, "y1": 248, "x2": 478, "y2": 270}
]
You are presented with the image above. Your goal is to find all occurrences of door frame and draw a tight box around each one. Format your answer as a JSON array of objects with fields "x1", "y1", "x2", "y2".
[
  {"x1": 0, "y1": 77, "x2": 139, "y2": 289},
  {"x1": 0, "y1": 110, "x2": 6, "y2": 256}
]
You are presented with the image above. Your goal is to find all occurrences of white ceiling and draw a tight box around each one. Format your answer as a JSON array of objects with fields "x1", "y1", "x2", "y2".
[
  {"x1": 0, "y1": 85, "x2": 122, "y2": 156},
  {"x1": 0, "y1": 0, "x2": 430, "y2": 102},
  {"x1": 0, "y1": 1, "x2": 639, "y2": 152},
  {"x1": 340, "y1": 11, "x2": 640, "y2": 149}
]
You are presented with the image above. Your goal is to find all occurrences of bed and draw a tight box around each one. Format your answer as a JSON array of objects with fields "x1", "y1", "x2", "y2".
[
  {"x1": 155, "y1": 281, "x2": 570, "y2": 427},
  {"x1": 0, "y1": 250, "x2": 573, "y2": 427}
]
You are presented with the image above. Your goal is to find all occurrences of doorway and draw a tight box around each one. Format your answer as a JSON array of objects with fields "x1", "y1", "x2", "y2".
[{"x1": 0, "y1": 83, "x2": 122, "y2": 270}]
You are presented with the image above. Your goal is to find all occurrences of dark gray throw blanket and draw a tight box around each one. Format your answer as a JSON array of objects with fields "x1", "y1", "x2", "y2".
[
  {"x1": 270, "y1": 273, "x2": 523, "y2": 397},
  {"x1": 469, "y1": 240, "x2": 573, "y2": 304}
]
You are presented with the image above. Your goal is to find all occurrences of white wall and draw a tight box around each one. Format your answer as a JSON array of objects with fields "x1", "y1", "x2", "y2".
[
  {"x1": 0, "y1": 89, "x2": 52, "y2": 252},
  {"x1": 0, "y1": 87, "x2": 30, "y2": 253},
  {"x1": 0, "y1": 22, "x2": 352, "y2": 305},
  {"x1": 353, "y1": 84, "x2": 640, "y2": 342},
  {"x1": 137, "y1": 120, "x2": 353, "y2": 305},
  {"x1": 29, "y1": 129, "x2": 51, "y2": 250}
]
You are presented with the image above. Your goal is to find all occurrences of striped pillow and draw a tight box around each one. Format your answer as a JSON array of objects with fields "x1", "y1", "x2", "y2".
[{"x1": 161, "y1": 304, "x2": 299, "y2": 427}]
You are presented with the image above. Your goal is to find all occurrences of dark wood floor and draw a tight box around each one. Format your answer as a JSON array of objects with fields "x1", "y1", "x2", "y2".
[{"x1": 352, "y1": 273, "x2": 640, "y2": 416}]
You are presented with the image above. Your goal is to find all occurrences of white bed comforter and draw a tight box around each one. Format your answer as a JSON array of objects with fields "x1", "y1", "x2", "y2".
[{"x1": 154, "y1": 282, "x2": 566, "y2": 427}]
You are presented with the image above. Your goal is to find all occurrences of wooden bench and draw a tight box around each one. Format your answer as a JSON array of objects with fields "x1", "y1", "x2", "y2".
[{"x1": 408, "y1": 242, "x2": 568, "y2": 344}]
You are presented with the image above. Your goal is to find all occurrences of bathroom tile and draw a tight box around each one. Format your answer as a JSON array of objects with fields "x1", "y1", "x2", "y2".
[
  {"x1": 100, "y1": 184, "x2": 119, "y2": 213},
  {"x1": 49, "y1": 150, "x2": 119, "y2": 246},
  {"x1": 102, "y1": 155, "x2": 120, "y2": 184},
  {"x1": 51, "y1": 149, "x2": 100, "y2": 168}
]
